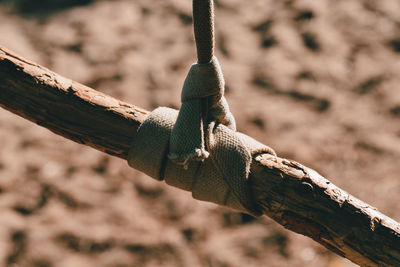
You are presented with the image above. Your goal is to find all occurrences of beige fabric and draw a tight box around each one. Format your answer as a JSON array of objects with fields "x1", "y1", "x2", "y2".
[
  {"x1": 128, "y1": 107, "x2": 275, "y2": 216},
  {"x1": 168, "y1": 57, "x2": 235, "y2": 167},
  {"x1": 193, "y1": 0, "x2": 215, "y2": 63},
  {"x1": 128, "y1": 0, "x2": 275, "y2": 215}
]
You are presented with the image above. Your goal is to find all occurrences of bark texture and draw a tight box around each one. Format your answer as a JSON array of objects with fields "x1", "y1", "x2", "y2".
[
  {"x1": 250, "y1": 155, "x2": 400, "y2": 267},
  {"x1": 0, "y1": 46, "x2": 148, "y2": 159},
  {"x1": 1, "y1": 46, "x2": 399, "y2": 267}
]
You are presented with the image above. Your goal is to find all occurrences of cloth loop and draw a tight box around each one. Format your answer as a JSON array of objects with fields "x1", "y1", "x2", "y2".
[
  {"x1": 168, "y1": 57, "x2": 235, "y2": 166},
  {"x1": 127, "y1": 0, "x2": 276, "y2": 216},
  {"x1": 128, "y1": 107, "x2": 276, "y2": 216},
  {"x1": 181, "y1": 57, "x2": 224, "y2": 101}
]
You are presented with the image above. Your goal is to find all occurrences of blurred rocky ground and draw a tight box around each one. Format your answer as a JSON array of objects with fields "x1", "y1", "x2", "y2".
[{"x1": 0, "y1": 0, "x2": 399, "y2": 266}]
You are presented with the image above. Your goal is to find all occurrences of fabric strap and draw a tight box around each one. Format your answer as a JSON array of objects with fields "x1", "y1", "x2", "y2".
[
  {"x1": 128, "y1": 107, "x2": 275, "y2": 215},
  {"x1": 193, "y1": 0, "x2": 214, "y2": 63},
  {"x1": 127, "y1": 0, "x2": 275, "y2": 216}
]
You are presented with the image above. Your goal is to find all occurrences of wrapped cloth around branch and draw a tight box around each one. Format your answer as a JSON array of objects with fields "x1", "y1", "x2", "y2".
[
  {"x1": 0, "y1": 46, "x2": 399, "y2": 267},
  {"x1": 128, "y1": 106, "x2": 275, "y2": 216},
  {"x1": 129, "y1": 56, "x2": 275, "y2": 216}
]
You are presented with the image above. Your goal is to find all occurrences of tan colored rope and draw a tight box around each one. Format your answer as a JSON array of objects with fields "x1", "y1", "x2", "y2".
[{"x1": 128, "y1": 0, "x2": 275, "y2": 215}]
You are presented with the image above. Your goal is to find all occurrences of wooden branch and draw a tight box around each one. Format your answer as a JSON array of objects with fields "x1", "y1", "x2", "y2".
[
  {"x1": 0, "y1": 46, "x2": 148, "y2": 159},
  {"x1": 250, "y1": 156, "x2": 400, "y2": 267},
  {"x1": 0, "y1": 46, "x2": 399, "y2": 267}
]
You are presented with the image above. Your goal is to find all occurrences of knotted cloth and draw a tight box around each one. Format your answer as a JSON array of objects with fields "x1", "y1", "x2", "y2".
[
  {"x1": 168, "y1": 56, "x2": 236, "y2": 166},
  {"x1": 127, "y1": 0, "x2": 275, "y2": 216}
]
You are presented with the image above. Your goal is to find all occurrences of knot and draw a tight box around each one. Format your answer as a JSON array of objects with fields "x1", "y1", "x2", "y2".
[
  {"x1": 127, "y1": 0, "x2": 277, "y2": 216},
  {"x1": 181, "y1": 57, "x2": 224, "y2": 101},
  {"x1": 169, "y1": 57, "x2": 235, "y2": 167},
  {"x1": 128, "y1": 107, "x2": 276, "y2": 216},
  {"x1": 128, "y1": 0, "x2": 276, "y2": 216}
]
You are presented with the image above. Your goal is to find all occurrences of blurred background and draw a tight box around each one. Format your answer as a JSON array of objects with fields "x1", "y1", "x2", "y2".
[{"x1": 0, "y1": 0, "x2": 399, "y2": 266}]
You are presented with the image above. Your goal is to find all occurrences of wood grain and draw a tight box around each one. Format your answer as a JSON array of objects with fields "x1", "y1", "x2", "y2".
[
  {"x1": 1, "y1": 46, "x2": 399, "y2": 267},
  {"x1": 0, "y1": 46, "x2": 148, "y2": 159}
]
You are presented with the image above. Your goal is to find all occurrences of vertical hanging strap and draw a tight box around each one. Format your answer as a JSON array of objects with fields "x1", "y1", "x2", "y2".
[
  {"x1": 128, "y1": 0, "x2": 276, "y2": 216},
  {"x1": 168, "y1": 0, "x2": 236, "y2": 166},
  {"x1": 193, "y1": 0, "x2": 215, "y2": 63}
]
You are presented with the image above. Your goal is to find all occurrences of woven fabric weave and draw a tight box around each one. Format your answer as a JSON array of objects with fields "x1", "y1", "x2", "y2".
[
  {"x1": 128, "y1": 107, "x2": 275, "y2": 216},
  {"x1": 168, "y1": 57, "x2": 235, "y2": 167},
  {"x1": 128, "y1": 0, "x2": 275, "y2": 215}
]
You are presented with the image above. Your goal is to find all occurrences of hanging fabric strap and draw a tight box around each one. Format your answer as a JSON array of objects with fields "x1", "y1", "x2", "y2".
[
  {"x1": 193, "y1": 0, "x2": 214, "y2": 63},
  {"x1": 168, "y1": 0, "x2": 235, "y2": 166},
  {"x1": 128, "y1": 0, "x2": 276, "y2": 216}
]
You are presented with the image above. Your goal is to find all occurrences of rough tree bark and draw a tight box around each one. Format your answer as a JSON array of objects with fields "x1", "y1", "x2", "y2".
[{"x1": 0, "y1": 46, "x2": 399, "y2": 267}]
